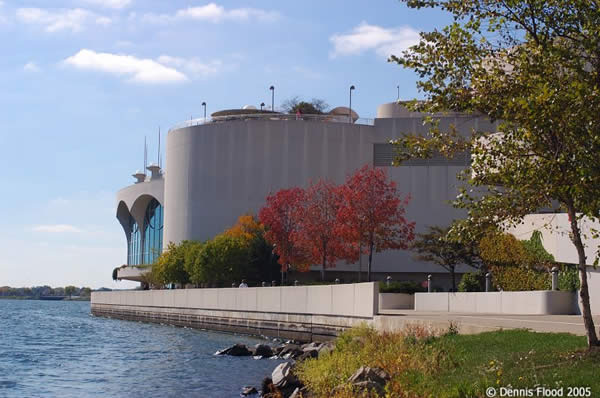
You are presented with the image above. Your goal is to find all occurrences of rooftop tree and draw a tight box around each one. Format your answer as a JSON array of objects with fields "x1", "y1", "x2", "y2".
[
  {"x1": 392, "y1": 0, "x2": 600, "y2": 347},
  {"x1": 338, "y1": 165, "x2": 415, "y2": 281}
]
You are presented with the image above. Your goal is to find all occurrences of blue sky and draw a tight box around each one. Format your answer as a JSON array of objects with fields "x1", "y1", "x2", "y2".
[{"x1": 0, "y1": 0, "x2": 449, "y2": 289}]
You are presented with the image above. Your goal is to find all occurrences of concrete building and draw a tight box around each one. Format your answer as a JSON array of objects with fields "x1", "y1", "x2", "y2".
[{"x1": 114, "y1": 102, "x2": 495, "y2": 287}]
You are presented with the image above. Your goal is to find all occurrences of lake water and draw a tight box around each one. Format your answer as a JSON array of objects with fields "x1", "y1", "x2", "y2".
[{"x1": 0, "y1": 299, "x2": 284, "y2": 397}]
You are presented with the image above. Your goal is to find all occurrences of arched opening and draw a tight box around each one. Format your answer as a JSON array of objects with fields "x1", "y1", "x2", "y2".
[
  {"x1": 143, "y1": 198, "x2": 164, "y2": 264},
  {"x1": 128, "y1": 214, "x2": 142, "y2": 265}
]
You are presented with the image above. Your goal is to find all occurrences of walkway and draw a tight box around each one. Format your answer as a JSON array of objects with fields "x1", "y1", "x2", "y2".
[{"x1": 375, "y1": 310, "x2": 600, "y2": 336}]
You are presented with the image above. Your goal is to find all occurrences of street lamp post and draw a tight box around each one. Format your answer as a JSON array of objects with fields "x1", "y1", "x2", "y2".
[
  {"x1": 349, "y1": 85, "x2": 355, "y2": 123},
  {"x1": 269, "y1": 86, "x2": 275, "y2": 111},
  {"x1": 260, "y1": 102, "x2": 265, "y2": 111},
  {"x1": 202, "y1": 102, "x2": 207, "y2": 122},
  {"x1": 397, "y1": 85, "x2": 400, "y2": 101}
]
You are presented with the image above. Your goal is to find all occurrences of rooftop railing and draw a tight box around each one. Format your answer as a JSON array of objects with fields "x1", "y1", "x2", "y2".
[{"x1": 169, "y1": 113, "x2": 375, "y2": 132}]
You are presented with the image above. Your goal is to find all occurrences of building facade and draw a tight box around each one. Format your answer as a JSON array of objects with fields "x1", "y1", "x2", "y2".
[{"x1": 114, "y1": 102, "x2": 496, "y2": 286}]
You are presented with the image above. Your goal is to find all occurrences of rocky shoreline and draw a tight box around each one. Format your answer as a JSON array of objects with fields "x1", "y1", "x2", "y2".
[{"x1": 215, "y1": 340, "x2": 390, "y2": 398}]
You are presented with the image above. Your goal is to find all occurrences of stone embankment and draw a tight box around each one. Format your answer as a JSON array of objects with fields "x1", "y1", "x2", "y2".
[{"x1": 216, "y1": 340, "x2": 389, "y2": 397}]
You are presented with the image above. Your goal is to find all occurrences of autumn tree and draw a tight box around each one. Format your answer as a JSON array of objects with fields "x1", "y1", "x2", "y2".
[
  {"x1": 392, "y1": 0, "x2": 600, "y2": 346},
  {"x1": 411, "y1": 225, "x2": 481, "y2": 291},
  {"x1": 292, "y1": 180, "x2": 345, "y2": 281},
  {"x1": 338, "y1": 166, "x2": 415, "y2": 281},
  {"x1": 259, "y1": 188, "x2": 309, "y2": 276}
]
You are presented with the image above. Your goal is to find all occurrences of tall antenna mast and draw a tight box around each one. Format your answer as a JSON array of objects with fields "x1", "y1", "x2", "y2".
[{"x1": 158, "y1": 126, "x2": 161, "y2": 168}]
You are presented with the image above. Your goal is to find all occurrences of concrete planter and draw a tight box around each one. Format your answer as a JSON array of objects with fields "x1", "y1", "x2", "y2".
[
  {"x1": 415, "y1": 291, "x2": 577, "y2": 315},
  {"x1": 378, "y1": 293, "x2": 414, "y2": 310}
]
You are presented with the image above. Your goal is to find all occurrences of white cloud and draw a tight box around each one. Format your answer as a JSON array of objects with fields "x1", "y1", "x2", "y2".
[
  {"x1": 16, "y1": 8, "x2": 112, "y2": 33},
  {"x1": 32, "y1": 224, "x2": 83, "y2": 233},
  {"x1": 142, "y1": 3, "x2": 280, "y2": 24},
  {"x1": 82, "y1": 0, "x2": 132, "y2": 9},
  {"x1": 63, "y1": 49, "x2": 188, "y2": 84},
  {"x1": 330, "y1": 22, "x2": 420, "y2": 58},
  {"x1": 24, "y1": 62, "x2": 41, "y2": 72},
  {"x1": 157, "y1": 55, "x2": 221, "y2": 78}
]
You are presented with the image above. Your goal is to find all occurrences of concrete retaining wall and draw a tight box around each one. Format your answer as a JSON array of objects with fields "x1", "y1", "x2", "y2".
[
  {"x1": 415, "y1": 291, "x2": 577, "y2": 315},
  {"x1": 91, "y1": 283, "x2": 378, "y2": 341},
  {"x1": 378, "y1": 293, "x2": 414, "y2": 310}
]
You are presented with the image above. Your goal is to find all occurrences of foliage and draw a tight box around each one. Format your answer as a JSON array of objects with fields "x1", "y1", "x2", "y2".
[
  {"x1": 379, "y1": 280, "x2": 426, "y2": 294},
  {"x1": 292, "y1": 180, "x2": 346, "y2": 280},
  {"x1": 490, "y1": 264, "x2": 550, "y2": 291},
  {"x1": 480, "y1": 231, "x2": 557, "y2": 291},
  {"x1": 458, "y1": 271, "x2": 484, "y2": 292},
  {"x1": 190, "y1": 235, "x2": 248, "y2": 286},
  {"x1": 337, "y1": 165, "x2": 415, "y2": 281},
  {"x1": 223, "y1": 214, "x2": 263, "y2": 243},
  {"x1": 560, "y1": 265, "x2": 581, "y2": 292},
  {"x1": 281, "y1": 96, "x2": 329, "y2": 114},
  {"x1": 64, "y1": 286, "x2": 76, "y2": 298},
  {"x1": 297, "y1": 326, "x2": 598, "y2": 398},
  {"x1": 259, "y1": 188, "x2": 310, "y2": 272},
  {"x1": 152, "y1": 242, "x2": 191, "y2": 286},
  {"x1": 411, "y1": 224, "x2": 482, "y2": 290},
  {"x1": 392, "y1": 0, "x2": 600, "y2": 346}
]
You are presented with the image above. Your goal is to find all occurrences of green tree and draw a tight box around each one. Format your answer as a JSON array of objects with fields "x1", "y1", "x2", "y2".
[
  {"x1": 392, "y1": 0, "x2": 600, "y2": 347},
  {"x1": 411, "y1": 225, "x2": 482, "y2": 291},
  {"x1": 80, "y1": 287, "x2": 92, "y2": 297},
  {"x1": 190, "y1": 235, "x2": 248, "y2": 287},
  {"x1": 153, "y1": 242, "x2": 190, "y2": 286},
  {"x1": 282, "y1": 96, "x2": 329, "y2": 115},
  {"x1": 64, "y1": 285, "x2": 77, "y2": 298}
]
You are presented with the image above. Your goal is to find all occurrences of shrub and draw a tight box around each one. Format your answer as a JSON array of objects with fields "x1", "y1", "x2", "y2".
[
  {"x1": 559, "y1": 265, "x2": 580, "y2": 291},
  {"x1": 379, "y1": 280, "x2": 426, "y2": 294},
  {"x1": 458, "y1": 272, "x2": 484, "y2": 292}
]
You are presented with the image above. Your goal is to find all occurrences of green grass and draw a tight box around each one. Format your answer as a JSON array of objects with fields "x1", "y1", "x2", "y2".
[{"x1": 295, "y1": 325, "x2": 600, "y2": 398}]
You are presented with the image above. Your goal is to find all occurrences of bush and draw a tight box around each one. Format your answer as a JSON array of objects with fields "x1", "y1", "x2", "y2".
[
  {"x1": 458, "y1": 272, "x2": 484, "y2": 292},
  {"x1": 559, "y1": 265, "x2": 580, "y2": 291},
  {"x1": 379, "y1": 280, "x2": 426, "y2": 294}
]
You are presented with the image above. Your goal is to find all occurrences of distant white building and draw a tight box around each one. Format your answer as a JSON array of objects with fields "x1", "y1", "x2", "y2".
[{"x1": 114, "y1": 102, "x2": 497, "y2": 287}]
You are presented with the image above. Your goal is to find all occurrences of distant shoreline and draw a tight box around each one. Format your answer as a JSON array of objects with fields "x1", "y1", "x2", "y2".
[{"x1": 0, "y1": 296, "x2": 91, "y2": 301}]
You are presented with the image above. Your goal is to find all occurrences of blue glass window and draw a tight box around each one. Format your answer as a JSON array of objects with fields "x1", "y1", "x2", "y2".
[
  {"x1": 143, "y1": 199, "x2": 164, "y2": 264},
  {"x1": 128, "y1": 215, "x2": 141, "y2": 265}
]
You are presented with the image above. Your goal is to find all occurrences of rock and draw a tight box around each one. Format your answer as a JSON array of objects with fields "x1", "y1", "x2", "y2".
[
  {"x1": 241, "y1": 386, "x2": 258, "y2": 396},
  {"x1": 279, "y1": 344, "x2": 303, "y2": 359},
  {"x1": 272, "y1": 362, "x2": 299, "y2": 388},
  {"x1": 297, "y1": 349, "x2": 318, "y2": 361},
  {"x1": 215, "y1": 343, "x2": 252, "y2": 356},
  {"x1": 317, "y1": 341, "x2": 335, "y2": 357},
  {"x1": 254, "y1": 344, "x2": 274, "y2": 357},
  {"x1": 300, "y1": 342, "x2": 321, "y2": 352},
  {"x1": 344, "y1": 366, "x2": 390, "y2": 396},
  {"x1": 289, "y1": 386, "x2": 313, "y2": 398}
]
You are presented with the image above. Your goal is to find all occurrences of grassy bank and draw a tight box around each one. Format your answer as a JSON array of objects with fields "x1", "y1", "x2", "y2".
[{"x1": 295, "y1": 325, "x2": 600, "y2": 397}]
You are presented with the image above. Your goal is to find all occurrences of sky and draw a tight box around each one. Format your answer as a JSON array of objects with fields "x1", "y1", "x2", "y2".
[{"x1": 0, "y1": 0, "x2": 451, "y2": 289}]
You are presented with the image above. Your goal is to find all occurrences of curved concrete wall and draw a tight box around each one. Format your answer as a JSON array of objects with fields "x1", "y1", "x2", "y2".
[{"x1": 163, "y1": 115, "x2": 492, "y2": 274}]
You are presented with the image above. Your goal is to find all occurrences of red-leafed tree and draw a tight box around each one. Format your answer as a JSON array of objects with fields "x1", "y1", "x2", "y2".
[
  {"x1": 258, "y1": 188, "x2": 309, "y2": 274},
  {"x1": 292, "y1": 180, "x2": 345, "y2": 281},
  {"x1": 338, "y1": 165, "x2": 415, "y2": 281}
]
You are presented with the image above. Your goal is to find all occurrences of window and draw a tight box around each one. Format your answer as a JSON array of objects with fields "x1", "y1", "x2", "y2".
[
  {"x1": 128, "y1": 215, "x2": 141, "y2": 265},
  {"x1": 143, "y1": 199, "x2": 164, "y2": 264},
  {"x1": 373, "y1": 143, "x2": 470, "y2": 167}
]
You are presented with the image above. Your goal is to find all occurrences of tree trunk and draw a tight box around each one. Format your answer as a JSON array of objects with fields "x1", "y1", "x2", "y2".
[
  {"x1": 357, "y1": 242, "x2": 362, "y2": 283},
  {"x1": 566, "y1": 202, "x2": 599, "y2": 347},
  {"x1": 367, "y1": 242, "x2": 374, "y2": 282}
]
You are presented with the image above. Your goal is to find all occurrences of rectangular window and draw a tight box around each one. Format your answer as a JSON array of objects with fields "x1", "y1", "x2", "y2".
[{"x1": 373, "y1": 143, "x2": 470, "y2": 167}]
